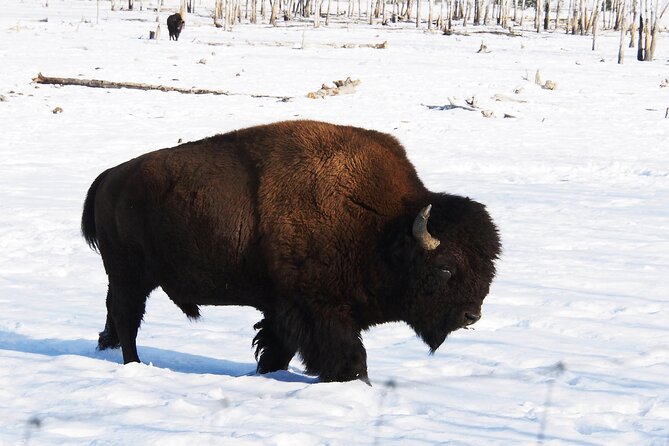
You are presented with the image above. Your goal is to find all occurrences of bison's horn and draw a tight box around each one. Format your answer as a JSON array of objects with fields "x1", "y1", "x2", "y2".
[{"x1": 412, "y1": 204, "x2": 441, "y2": 251}]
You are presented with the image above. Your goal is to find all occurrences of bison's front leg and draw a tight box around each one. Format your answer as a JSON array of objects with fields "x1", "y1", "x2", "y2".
[{"x1": 299, "y1": 315, "x2": 370, "y2": 384}]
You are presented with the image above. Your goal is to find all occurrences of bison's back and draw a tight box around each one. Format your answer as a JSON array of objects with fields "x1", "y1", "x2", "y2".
[{"x1": 89, "y1": 120, "x2": 427, "y2": 309}]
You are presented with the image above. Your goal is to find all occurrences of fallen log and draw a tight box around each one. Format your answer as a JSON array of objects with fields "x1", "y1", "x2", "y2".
[{"x1": 32, "y1": 73, "x2": 292, "y2": 101}]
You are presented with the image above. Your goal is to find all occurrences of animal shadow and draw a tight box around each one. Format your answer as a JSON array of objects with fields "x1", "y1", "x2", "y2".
[{"x1": 0, "y1": 330, "x2": 314, "y2": 383}]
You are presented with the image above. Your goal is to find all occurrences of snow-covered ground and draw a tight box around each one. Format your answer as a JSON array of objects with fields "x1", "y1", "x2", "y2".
[{"x1": 1, "y1": 1, "x2": 668, "y2": 444}]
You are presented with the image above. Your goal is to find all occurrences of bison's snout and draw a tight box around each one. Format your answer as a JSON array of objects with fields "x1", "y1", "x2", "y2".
[{"x1": 463, "y1": 311, "x2": 481, "y2": 326}]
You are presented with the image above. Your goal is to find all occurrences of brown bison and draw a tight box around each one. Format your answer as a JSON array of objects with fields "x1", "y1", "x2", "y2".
[
  {"x1": 82, "y1": 120, "x2": 501, "y2": 384},
  {"x1": 166, "y1": 13, "x2": 184, "y2": 41}
]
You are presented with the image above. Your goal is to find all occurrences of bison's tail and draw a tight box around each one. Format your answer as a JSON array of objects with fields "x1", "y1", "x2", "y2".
[{"x1": 81, "y1": 170, "x2": 109, "y2": 252}]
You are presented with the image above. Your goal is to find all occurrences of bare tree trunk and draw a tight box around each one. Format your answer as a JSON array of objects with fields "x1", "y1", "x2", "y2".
[
  {"x1": 652, "y1": 2, "x2": 669, "y2": 59},
  {"x1": 325, "y1": 0, "x2": 332, "y2": 24},
  {"x1": 498, "y1": 0, "x2": 503, "y2": 25},
  {"x1": 643, "y1": 5, "x2": 651, "y2": 60},
  {"x1": 637, "y1": 8, "x2": 644, "y2": 59},
  {"x1": 314, "y1": 0, "x2": 321, "y2": 25},
  {"x1": 416, "y1": 0, "x2": 422, "y2": 27},
  {"x1": 590, "y1": 0, "x2": 602, "y2": 32},
  {"x1": 648, "y1": 21, "x2": 657, "y2": 60},
  {"x1": 592, "y1": 0, "x2": 601, "y2": 49},
  {"x1": 629, "y1": 0, "x2": 638, "y2": 47},
  {"x1": 647, "y1": 0, "x2": 664, "y2": 61},
  {"x1": 618, "y1": 0, "x2": 626, "y2": 62},
  {"x1": 446, "y1": 0, "x2": 454, "y2": 29},
  {"x1": 215, "y1": 0, "x2": 223, "y2": 25},
  {"x1": 555, "y1": 0, "x2": 561, "y2": 30},
  {"x1": 501, "y1": 0, "x2": 506, "y2": 24},
  {"x1": 536, "y1": 0, "x2": 542, "y2": 31},
  {"x1": 438, "y1": 0, "x2": 444, "y2": 27},
  {"x1": 544, "y1": 0, "x2": 550, "y2": 29},
  {"x1": 428, "y1": 0, "x2": 434, "y2": 28},
  {"x1": 270, "y1": 0, "x2": 279, "y2": 24},
  {"x1": 614, "y1": 0, "x2": 623, "y2": 29}
]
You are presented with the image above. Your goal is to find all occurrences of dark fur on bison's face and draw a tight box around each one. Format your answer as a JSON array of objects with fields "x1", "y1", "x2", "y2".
[{"x1": 394, "y1": 194, "x2": 501, "y2": 353}]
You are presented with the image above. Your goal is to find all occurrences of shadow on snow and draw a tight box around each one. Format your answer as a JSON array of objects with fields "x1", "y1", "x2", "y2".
[{"x1": 0, "y1": 330, "x2": 315, "y2": 383}]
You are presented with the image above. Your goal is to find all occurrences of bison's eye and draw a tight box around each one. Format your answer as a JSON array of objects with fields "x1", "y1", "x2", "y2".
[
  {"x1": 434, "y1": 256, "x2": 457, "y2": 281},
  {"x1": 439, "y1": 267, "x2": 453, "y2": 281}
]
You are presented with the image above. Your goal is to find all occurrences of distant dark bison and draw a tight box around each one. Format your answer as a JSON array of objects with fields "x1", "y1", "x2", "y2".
[
  {"x1": 82, "y1": 120, "x2": 501, "y2": 383},
  {"x1": 167, "y1": 13, "x2": 184, "y2": 41}
]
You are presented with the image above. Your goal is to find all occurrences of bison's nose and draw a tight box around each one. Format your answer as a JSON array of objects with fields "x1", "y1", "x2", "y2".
[{"x1": 464, "y1": 312, "x2": 481, "y2": 326}]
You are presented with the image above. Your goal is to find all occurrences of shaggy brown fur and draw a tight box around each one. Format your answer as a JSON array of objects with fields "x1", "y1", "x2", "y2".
[{"x1": 82, "y1": 120, "x2": 501, "y2": 383}]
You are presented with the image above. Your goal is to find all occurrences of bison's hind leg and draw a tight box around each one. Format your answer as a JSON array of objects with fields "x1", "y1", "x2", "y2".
[
  {"x1": 100, "y1": 265, "x2": 155, "y2": 364},
  {"x1": 253, "y1": 318, "x2": 297, "y2": 374}
]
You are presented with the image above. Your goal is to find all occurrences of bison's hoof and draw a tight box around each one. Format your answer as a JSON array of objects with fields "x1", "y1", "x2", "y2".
[
  {"x1": 97, "y1": 331, "x2": 120, "y2": 350},
  {"x1": 359, "y1": 374, "x2": 372, "y2": 386}
]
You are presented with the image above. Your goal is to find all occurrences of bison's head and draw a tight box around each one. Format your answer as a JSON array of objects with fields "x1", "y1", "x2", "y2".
[{"x1": 391, "y1": 195, "x2": 501, "y2": 352}]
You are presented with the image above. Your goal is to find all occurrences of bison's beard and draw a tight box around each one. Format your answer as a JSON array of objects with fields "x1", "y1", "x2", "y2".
[
  {"x1": 409, "y1": 309, "x2": 466, "y2": 353},
  {"x1": 415, "y1": 327, "x2": 450, "y2": 353}
]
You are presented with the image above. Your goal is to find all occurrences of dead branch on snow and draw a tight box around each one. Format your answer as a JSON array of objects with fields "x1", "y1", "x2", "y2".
[
  {"x1": 307, "y1": 77, "x2": 361, "y2": 99},
  {"x1": 32, "y1": 73, "x2": 292, "y2": 101}
]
